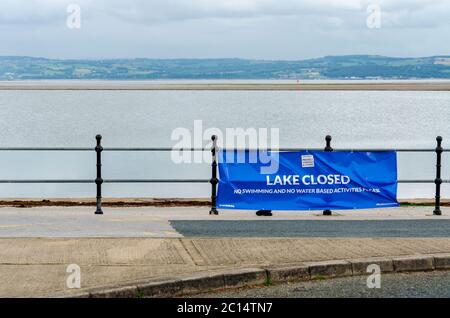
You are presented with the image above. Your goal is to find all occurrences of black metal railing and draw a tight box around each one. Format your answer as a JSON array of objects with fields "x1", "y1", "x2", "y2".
[{"x1": 0, "y1": 135, "x2": 448, "y2": 216}]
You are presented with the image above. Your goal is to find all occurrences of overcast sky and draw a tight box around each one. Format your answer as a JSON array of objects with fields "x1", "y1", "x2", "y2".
[{"x1": 0, "y1": 0, "x2": 449, "y2": 60}]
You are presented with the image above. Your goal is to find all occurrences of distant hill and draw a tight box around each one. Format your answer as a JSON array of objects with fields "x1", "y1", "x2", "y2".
[{"x1": 1, "y1": 55, "x2": 450, "y2": 80}]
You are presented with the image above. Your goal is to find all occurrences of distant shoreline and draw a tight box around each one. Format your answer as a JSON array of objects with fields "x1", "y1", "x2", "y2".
[
  {"x1": 0, "y1": 81, "x2": 450, "y2": 91},
  {"x1": 1, "y1": 81, "x2": 450, "y2": 91}
]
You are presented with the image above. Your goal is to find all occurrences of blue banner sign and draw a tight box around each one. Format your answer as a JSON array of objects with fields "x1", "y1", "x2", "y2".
[{"x1": 217, "y1": 151, "x2": 399, "y2": 210}]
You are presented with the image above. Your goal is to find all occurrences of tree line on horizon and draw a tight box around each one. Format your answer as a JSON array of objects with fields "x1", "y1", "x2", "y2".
[{"x1": 1, "y1": 55, "x2": 449, "y2": 80}]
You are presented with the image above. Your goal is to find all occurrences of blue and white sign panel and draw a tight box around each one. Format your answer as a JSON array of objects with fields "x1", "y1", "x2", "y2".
[{"x1": 217, "y1": 151, "x2": 399, "y2": 211}]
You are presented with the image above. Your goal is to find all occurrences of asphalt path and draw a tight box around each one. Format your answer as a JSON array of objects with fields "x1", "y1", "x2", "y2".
[
  {"x1": 195, "y1": 271, "x2": 450, "y2": 298},
  {"x1": 171, "y1": 219, "x2": 450, "y2": 237}
]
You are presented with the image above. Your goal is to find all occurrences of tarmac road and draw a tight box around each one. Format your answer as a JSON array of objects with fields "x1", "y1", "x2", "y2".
[
  {"x1": 170, "y1": 219, "x2": 450, "y2": 237},
  {"x1": 195, "y1": 271, "x2": 450, "y2": 298}
]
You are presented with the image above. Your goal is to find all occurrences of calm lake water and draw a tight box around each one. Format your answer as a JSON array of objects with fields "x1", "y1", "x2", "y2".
[{"x1": 0, "y1": 89, "x2": 449, "y2": 199}]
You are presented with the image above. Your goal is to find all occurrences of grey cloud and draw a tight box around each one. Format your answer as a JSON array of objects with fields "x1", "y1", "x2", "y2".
[
  {"x1": 0, "y1": 0, "x2": 69, "y2": 24},
  {"x1": 1, "y1": 0, "x2": 449, "y2": 28},
  {"x1": 0, "y1": 0, "x2": 448, "y2": 59},
  {"x1": 96, "y1": 0, "x2": 364, "y2": 24}
]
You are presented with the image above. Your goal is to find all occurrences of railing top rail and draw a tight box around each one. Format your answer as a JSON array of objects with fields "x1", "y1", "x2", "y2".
[
  {"x1": 0, "y1": 147, "x2": 94, "y2": 151},
  {"x1": 220, "y1": 148, "x2": 444, "y2": 152},
  {"x1": 0, "y1": 179, "x2": 448, "y2": 184},
  {"x1": 0, "y1": 147, "x2": 447, "y2": 152},
  {"x1": 0, "y1": 179, "x2": 211, "y2": 183}
]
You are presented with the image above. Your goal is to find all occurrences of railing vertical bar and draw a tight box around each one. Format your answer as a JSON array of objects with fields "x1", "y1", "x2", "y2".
[
  {"x1": 434, "y1": 136, "x2": 443, "y2": 216},
  {"x1": 209, "y1": 135, "x2": 219, "y2": 215},
  {"x1": 323, "y1": 135, "x2": 333, "y2": 216},
  {"x1": 95, "y1": 134, "x2": 104, "y2": 215}
]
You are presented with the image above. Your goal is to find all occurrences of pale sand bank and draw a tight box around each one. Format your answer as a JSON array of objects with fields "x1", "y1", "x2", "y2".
[{"x1": 1, "y1": 81, "x2": 450, "y2": 91}]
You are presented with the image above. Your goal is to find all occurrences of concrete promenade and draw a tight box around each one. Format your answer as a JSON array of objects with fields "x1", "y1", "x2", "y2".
[
  {"x1": 1, "y1": 206, "x2": 450, "y2": 297},
  {"x1": 0, "y1": 206, "x2": 448, "y2": 237}
]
